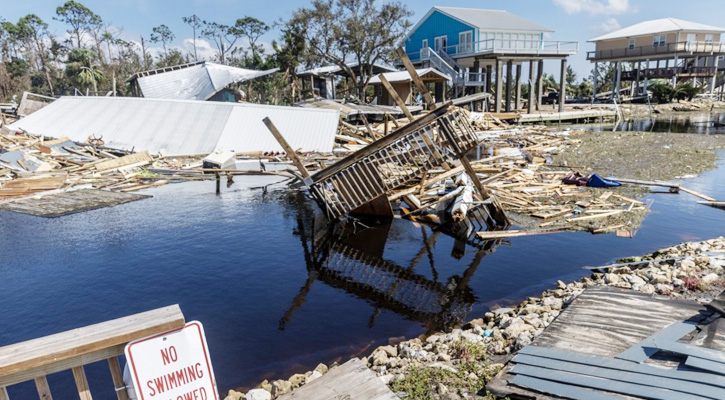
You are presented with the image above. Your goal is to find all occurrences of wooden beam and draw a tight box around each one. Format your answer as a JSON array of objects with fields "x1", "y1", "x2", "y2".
[
  {"x1": 107, "y1": 357, "x2": 129, "y2": 400},
  {"x1": 72, "y1": 366, "x2": 92, "y2": 400},
  {"x1": 460, "y1": 157, "x2": 509, "y2": 226},
  {"x1": 396, "y1": 48, "x2": 435, "y2": 109},
  {"x1": 0, "y1": 305, "x2": 184, "y2": 385},
  {"x1": 34, "y1": 377, "x2": 52, "y2": 400},
  {"x1": 379, "y1": 75, "x2": 414, "y2": 120},
  {"x1": 262, "y1": 117, "x2": 312, "y2": 185},
  {"x1": 0, "y1": 387, "x2": 8, "y2": 400},
  {"x1": 358, "y1": 114, "x2": 377, "y2": 140}
]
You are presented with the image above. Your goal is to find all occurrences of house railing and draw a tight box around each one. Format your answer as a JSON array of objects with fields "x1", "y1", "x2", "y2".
[
  {"x1": 410, "y1": 39, "x2": 578, "y2": 62},
  {"x1": 621, "y1": 66, "x2": 718, "y2": 80},
  {"x1": 587, "y1": 41, "x2": 725, "y2": 60},
  {"x1": 0, "y1": 305, "x2": 185, "y2": 400}
]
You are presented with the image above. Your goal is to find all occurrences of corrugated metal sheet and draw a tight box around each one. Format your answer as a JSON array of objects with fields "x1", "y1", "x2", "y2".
[
  {"x1": 590, "y1": 18, "x2": 725, "y2": 42},
  {"x1": 137, "y1": 62, "x2": 277, "y2": 100},
  {"x1": 368, "y1": 68, "x2": 451, "y2": 84},
  {"x1": 7, "y1": 97, "x2": 340, "y2": 155},
  {"x1": 434, "y1": 7, "x2": 553, "y2": 32}
]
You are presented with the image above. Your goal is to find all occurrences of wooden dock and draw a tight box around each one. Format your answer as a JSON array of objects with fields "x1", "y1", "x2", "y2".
[
  {"x1": 518, "y1": 109, "x2": 617, "y2": 124},
  {"x1": 487, "y1": 287, "x2": 716, "y2": 399},
  {"x1": 0, "y1": 189, "x2": 150, "y2": 217},
  {"x1": 278, "y1": 358, "x2": 397, "y2": 400}
]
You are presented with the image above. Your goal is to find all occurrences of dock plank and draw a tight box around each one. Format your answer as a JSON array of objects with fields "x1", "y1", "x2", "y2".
[
  {"x1": 0, "y1": 189, "x2": 150, "y2": 217},
  {"x1": 278, "y1": 358, "x2": 397, "y2": 400}
]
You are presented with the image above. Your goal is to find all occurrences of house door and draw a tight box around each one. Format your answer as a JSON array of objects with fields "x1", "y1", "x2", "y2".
[{"x1": 435, "y1": 36, "x2": 447, "y2": 54}]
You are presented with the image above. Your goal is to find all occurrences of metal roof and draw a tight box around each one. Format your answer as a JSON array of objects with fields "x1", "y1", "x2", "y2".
[
  {"x1": 7, "y1": 97, "x2": 340, "y2": 155},
  {"x1": 136, "y1": 62, "x2": 278, "y2": 100},
  {"x1": 590, "y1": 18, "x2": 725, "y2": 42},
  {"x1": 368, "y1": 68, "x2": 451, "y2": 84},
  {"x1": 297, "y1": 61, "x2": 397, "y2": 77},
  {"x1": 406, "y1": 7, "x2": 553, "y2": 41}
]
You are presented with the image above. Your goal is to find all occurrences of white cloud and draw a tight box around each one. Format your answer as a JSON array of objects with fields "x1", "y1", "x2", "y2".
[
  {"x1": 599, "y1": 18, "x2": 621, "y2": 33},
  {"x1": 179, "y1": 38, "x2": 218, "y2": 61},
  {"x1": 553, "y1": 0, "x2": 633, "y2": 15}
]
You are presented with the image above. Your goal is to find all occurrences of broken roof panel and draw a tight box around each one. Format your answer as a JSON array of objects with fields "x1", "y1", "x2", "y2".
[
  {"x1": 135, "y1": 62, "x2": 278, "y2": 100},
  {"x1": 7, "y1": 97, "x2": 339, "y2": 155},
  {"x1": 297, "y1": 61, "x2": 397, "y2": 77},
  {"x1": 590, "y1": 18, "x2": 725, "y2": 42}
]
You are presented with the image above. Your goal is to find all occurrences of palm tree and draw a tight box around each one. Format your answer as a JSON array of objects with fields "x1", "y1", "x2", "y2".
[{"x1": 67, "y1": 48, "x2": 105, "y2": 94}]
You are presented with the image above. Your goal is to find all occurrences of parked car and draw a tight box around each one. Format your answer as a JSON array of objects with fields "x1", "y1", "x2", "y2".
[{"x1": 542, "y1": 92, "x2": 573, "y2": 104}]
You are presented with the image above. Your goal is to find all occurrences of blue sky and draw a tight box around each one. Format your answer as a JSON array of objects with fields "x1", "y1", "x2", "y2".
[{"x1": 4, "y1": 0, "x2": 725, "y2": 80}]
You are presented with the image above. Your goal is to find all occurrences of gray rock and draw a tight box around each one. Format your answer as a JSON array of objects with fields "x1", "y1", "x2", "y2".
[
  {"x1": 305, "y1": 370, "x2": 323, "y2": 384},
  {"x1": 604, "y1": 273, "x2": 620, "y2": 285},
  {"x1": 245, "y1": 389, "x2": 271, "y2": 400},
  {"x1": 516, "y1": 331, "x2": 533, "y2": 348},
  {"x1": 380, "y1": 345, "x2": 398, "y2": 358},
  {"x1": 313, "y1": 363, "x2": 328, "y2": 375},
  {"x1": 270, "y1": 380, "x2": 292, "y2": 397},
  {"x1": 372, "y1": 350, "x2": 389, "y2": 366},
  {"x1": 503, "y1": 318, "x2": 531, "y2": 339},
  {"x1": 681, "y1": 259, "x2": 696, "y2": 270},
  {"x1": 702, "y1": 273, "x2": 720, "y2": 285},
  {"x1": 640, "y1": 284, "x2": 656, "y2": 294},
  {"x1": 542, "y1": 296, "x2": 563, "y2": 310},
  {"x1": 379, "y1": 374, "x2": 394, "y2": 385}
]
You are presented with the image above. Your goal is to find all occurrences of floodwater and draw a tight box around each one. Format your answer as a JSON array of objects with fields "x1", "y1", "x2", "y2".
[
  {"x1": 1, "y1": 119, "x2": 725, "y2": 399},
  {"x1": 581, "y1": 111, "x2": 725, "y2": 134}
]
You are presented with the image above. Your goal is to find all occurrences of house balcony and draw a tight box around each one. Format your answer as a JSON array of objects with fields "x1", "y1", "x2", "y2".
[
  {"x1": 620, "y1": 66, "x2": 718, "y2": 81},
  {"x1": 587, "y1": 41, "x2": 725, "y2": 61},
  {"x1": 409, "y1": 39, "x2": 579, "y2": 63}
]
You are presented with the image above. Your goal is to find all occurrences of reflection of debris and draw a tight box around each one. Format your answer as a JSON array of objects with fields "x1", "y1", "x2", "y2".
[{"x1": 0, "y1": 189, "x2": 150, "y2": 217}]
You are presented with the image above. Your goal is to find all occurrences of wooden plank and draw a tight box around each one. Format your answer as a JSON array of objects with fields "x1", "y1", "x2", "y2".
[
  {"x1": 566, "y1": 210, "x2": 623, "y2": 222},
  {"x1": 395, "y1": 48, "x2": 434, "y2": 109},
  {"x1": 476, "y1": 228, "x2": 569, "y2": 240},
  {"x1": 278, "y1": 358, "x2": 397, "y2": 400},
  {"x1": 262, "y1": 117, "x2": 311, "y2": 184},
  {"x1": 107, "y1": 357, "x2": 129, "y2": 400},
  {"x1": 513, "y1": 354, "x2": 725, "y2": 399},
  {"x1": 616, "y1": 321, "x2": 698, "y2": 363},
  {"x1": 510, "y1": 375, "x2": 623, "y2": 400},
  {"x1": 615, "y1": 177, "x2": 680, "y2": 189},
  {"x1": 0, "y1": 190, "x2": 150, "y2": 218},
  {"x1": 0, "y1": 305, "x2": 184, "y2": 380},
  {"x1": 686, "y1": 356, "x2": 725, "y2": 375},
  {"x1": 72, "y1": 366, "x2": 93, "y2": 400},
  {"x1": 34, "y1": 377, "x2": 52, "y2": 400},
  {"x1": 511, "y1": 364, "x2": 704, "y2": 400},
  {"x1": 0, "y1": 386, "x2": 8, "y2": 400},
  {"x1": 94, "y1": 152, "x2": 153, "y2": 172},
  {"x1": 520, "y1": 346, "x2": 725, "y2": 388},
  {"x1": 378, "y1": 75, "x2": 414, "y2": 121},
  {"x1": 680, "y1": 187, "x2": 717, "y2": 202}
]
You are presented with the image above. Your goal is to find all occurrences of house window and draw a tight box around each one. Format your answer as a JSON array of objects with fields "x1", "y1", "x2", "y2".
[
  {"x1": 705, "y1": 34, "x2": 714, "y2": 44},
  {"x1": 628, "y1": 39, "x2": 635, "y2": 49},
  {"x1": 653, "y1": 35, "x2": 666, "y2": 47},
  {"x1": 459, "y1": 31, "x2": 473, "y2": 54}
]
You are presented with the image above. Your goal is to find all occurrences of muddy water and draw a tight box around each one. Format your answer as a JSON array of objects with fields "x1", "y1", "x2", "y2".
[
  {"x1": 1, "y1": 147, "x2": 724, "y2": 398},
  {"x1": 585, "y1": 111, "x2": 725, "y2": 134}
]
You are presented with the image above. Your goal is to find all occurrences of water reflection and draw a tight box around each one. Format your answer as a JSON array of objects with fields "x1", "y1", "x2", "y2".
[
  {"x1": 280, "y1": 198, "x2": 501, "y2": 332},
  {"x1": 599, "y1": 112, "x2": 725, "y2": 134}
]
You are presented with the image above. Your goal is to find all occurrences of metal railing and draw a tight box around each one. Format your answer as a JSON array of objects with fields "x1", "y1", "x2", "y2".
[
  {"x1": 587, "y1": 41, "x2": 725, "y2": 60},
  {"x1": 0, "y1": 305, "x2": 185, "y2": 400}
]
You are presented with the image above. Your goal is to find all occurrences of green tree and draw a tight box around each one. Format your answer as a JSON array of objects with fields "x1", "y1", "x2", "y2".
[
  {"x1": 565, "y1": 65, "x2": 576, "y2": 96},
  {"x1": 150, "y1": 24, "x2": 175, "y2": 59},
  {"x1": 590, "y1": 63, "x2": 615, "y2": 95},
  {"x1": 182, "y1": 14, "x2": 202, "y2": 61},
  {"x1": 235, "y1": 17, "x2": 269, "y2": 68},
  {"x1": 54, "y1": 1, "x2": 102, "y2": 48},
  {"x1": 273, "y1": 22, "x2": 306, "y2": 102},
  {"x1": 286, "y1": 0, "x2": 412, "y2": 99},
  {"x1": 66, "y1": 47, "x2": 104, "y2": 93},
  {"x1": 648, "y1": 79, "x2": 673, "y2": 103}
]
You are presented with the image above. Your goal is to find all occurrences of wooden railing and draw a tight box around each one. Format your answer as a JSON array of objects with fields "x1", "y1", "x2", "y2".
[
  {"x1": 0, "y1": 305, "x2": 185, "y2": 400},
  {"x1": 587, "y1": 41, "x2": 725, "y2": 60}
]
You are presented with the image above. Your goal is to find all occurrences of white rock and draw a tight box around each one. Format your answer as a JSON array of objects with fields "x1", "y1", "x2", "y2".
[
  {"x1": 244, "y1": 389, "x2": 271, "y2": 400},
  {"x1": 702, "y1": 273, "x2": 720, "y2": 285},
  {"x1": 305, "y1": 371, "x2": 323, "y2": 384}
]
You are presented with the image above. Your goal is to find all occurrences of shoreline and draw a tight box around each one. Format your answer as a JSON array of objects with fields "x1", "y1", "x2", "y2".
[{"x1": 225, "y1": 235, "x2": 725, "y2": 400}]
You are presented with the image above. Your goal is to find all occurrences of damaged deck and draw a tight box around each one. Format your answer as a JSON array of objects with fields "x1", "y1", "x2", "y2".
[
  {"x1": 487, "y1": 287, "x2": 715, "y2": 399},
  {"x1": 0, "y1": 189, "x2": 150, "y2": 217}
]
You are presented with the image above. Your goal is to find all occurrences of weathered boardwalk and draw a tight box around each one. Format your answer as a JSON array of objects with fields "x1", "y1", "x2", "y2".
[
  {"x1": 278, "y1": 358, "x2": 397, "y2": 400},
  {"x1": 488, "y1": 287, "x2": 714, "y2": 399},
  {"x1": 0, "y1": 189, "x2": 150, "y2": 217}
]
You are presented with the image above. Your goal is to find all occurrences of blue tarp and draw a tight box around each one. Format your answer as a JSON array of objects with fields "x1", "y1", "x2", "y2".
[{"x1": 586, "y1": 174, "x2": 621, "y2": 188}]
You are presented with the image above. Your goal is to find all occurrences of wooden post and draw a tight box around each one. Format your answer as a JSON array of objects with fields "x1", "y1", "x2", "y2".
[
  {"x1": 592, "y1": 61, "x2": 598, "y2": 101},
  {"x1": 536, "y1": 60, "x2": 544, "y2": 111},
  {"x1": 262, "y1": 117, "x2": 312, "y2": 186},
  {"x1": 559, "y1": 58, "x2": 567, "y2": 113},
  {"x1": 505, "y1": 60, "x2": 513, "y2": 112},
  {"x1": 515, "y1": 63, "x2": 522, "y2": 110},
  {"x1": 35, "y1": 377, "x2": 52, "y2": 400},
  {"x1": 495, "y1": 59, "x2": 503, "y2": 112},
  {"x1": 72, "y1": 366, "x2": 93, "y2": 400},
  {"x1": 215, "y1": 171, "x2": 220, "y2": 194},
  {"x1": 0, "y1": 387, "x2": 8, "y2": 400},
  {"x1": 108, "y1": 356, "x2": 130, "y2": 400},
  {"x1": 528, "y1": 60, "x2": 535, "y2": 113},
  {"x1": 396, "y1": 48, "x2": 435, "y2": 109},
  {"x1": 359, "y1": 114, "x2": 377, "y2": 140},
  {"x1": 485, "y1": 65, "x2": 492, "y2": 93},
  {"x1": 379, "y1": 75, "x2": 415, "y2": 121}
]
